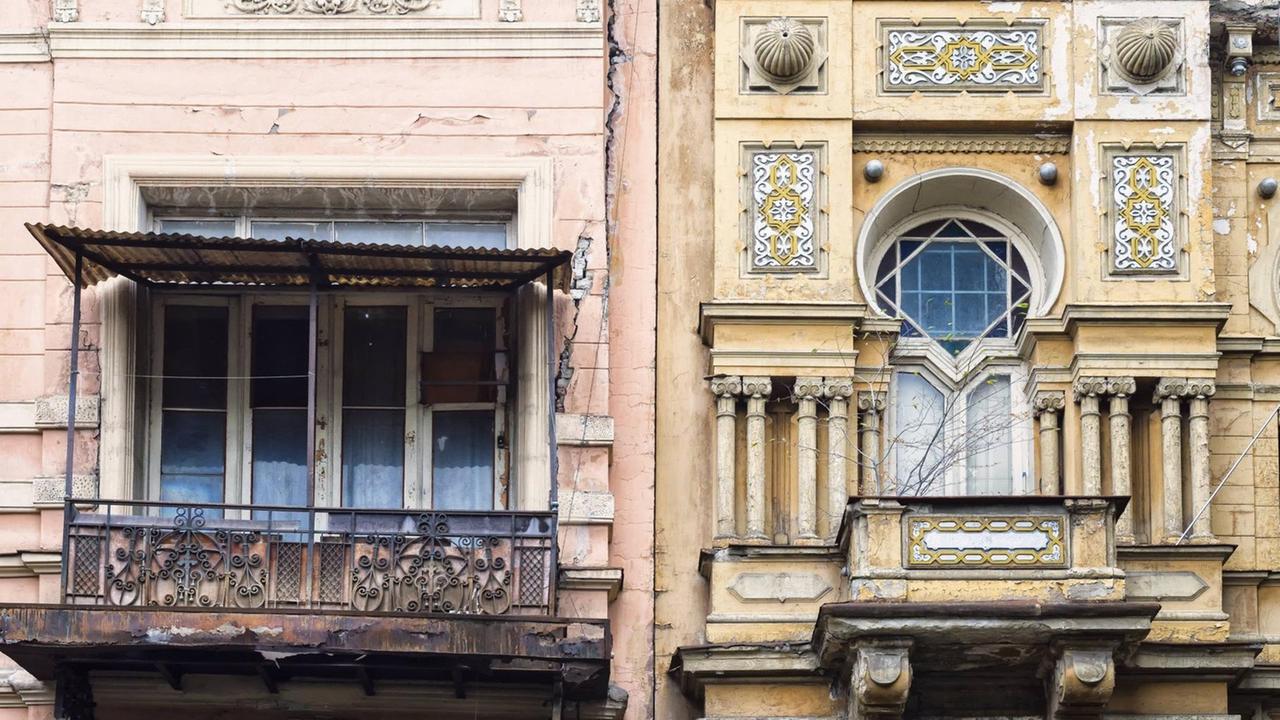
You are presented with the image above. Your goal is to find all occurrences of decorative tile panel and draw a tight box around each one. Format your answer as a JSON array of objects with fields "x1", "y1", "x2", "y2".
[
  {"x1": 906, "y1": 515, "x2": 1067, "y2": 568},
  {"x1": 881, "y1": 21, "x2": 1044, "y2": 93},
  {"x1": 1110, "y1": 153, "x2": 1178, "y2": 273},
  {"x1": 746, "y1": 146, "x2": 821, "y2": 272}
]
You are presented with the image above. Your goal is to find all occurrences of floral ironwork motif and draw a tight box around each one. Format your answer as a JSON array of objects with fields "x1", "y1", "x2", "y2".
[
  {"x1": 229, "y1": 0, "x2": 437, "y2": 14},
  {"x1": 1112, "y1": 154, "x2": 1177, "y2": 272},
  {"x1": 906, "y1": 515, "x2": 1067, "y2": 567},
  {"x1": 750, "y1": 150, "x2": 817, "y2": 271},
  {"x1": 884, "y1": 26, "x2": 1041, "y2": 91},
  {"x1": 67, "y1": 502, "x2": 553, "y2": 615}
]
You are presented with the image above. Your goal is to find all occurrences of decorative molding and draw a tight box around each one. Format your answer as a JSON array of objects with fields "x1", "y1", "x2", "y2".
[
  {"x1": 745, "y1": 144, "x2": 822, "y2": 272},
  {"x1": 0, "y1": 33, "x2": 51, "y2": 63},
  {"x1": 1100, "y1": 17, "x2": 1185, "y2": 96},
  {"x1": 556, "y1": 413, "x2": 614, "y2": 447},
  {"x1": 852, "y1": 133, "x2": 1070, "y2": 155},
  {"x1": 727, "y1": 572, "x2": 831, "y2": 603},
  {"x1": 33, "y1": 394, "x2": 99, "y2": 429},
  {"x1": 1256, "y1": 72, "x2": 1280, "y2": 122},
  {"x1": 32, "y1": 475, "x2": 97, "y2": 506},
  {"x1": 558, "y1": 566, "x2": 623, "y2": 601},
  {"x1": 497, "y1": 0, "x2": 521, "y2": 22},
  {"x1": 44, "y1": 22, "x2": 602, "y2": 59},
  {"x1": 558, "y1": 489, "x2": 614, "y2": 525},
  {"x1": 141, "y1": 0, "x2": 165, "y2": 23},
  {"x1": 576, "y1": 0, "x2": 600, "y2": 23},
  {"x1": 880, "y1": 20, "x2": 1043, "y2": 93},
  {"x1": 53, "y1": 0, "x2": 78, "y2": 22},
  {"x1": 740, "y1": 16, "x2": 827, "y2": 95},
  {"x1": 1125, "y1": 570, "x2": 1209, "y2": 602},
  {"x1": 1108, "y1": 149, "x2": 1180, "y2": 274},
  {"x1": 219, "y1": 0, "x2": 474, "y2": 16},
  {"x1": 0, "y1": 551, "x2": 63, "y2": 578}
]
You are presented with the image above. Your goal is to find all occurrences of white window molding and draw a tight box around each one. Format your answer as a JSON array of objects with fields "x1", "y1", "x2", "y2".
[{"x1": 100, "y1": 154, "x2": 555, "y2": 511}]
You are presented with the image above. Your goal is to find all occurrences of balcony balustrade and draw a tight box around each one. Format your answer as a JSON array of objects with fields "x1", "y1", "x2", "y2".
[{"x1": 61, "y1": 499, "x2": 556, "y2": 616}]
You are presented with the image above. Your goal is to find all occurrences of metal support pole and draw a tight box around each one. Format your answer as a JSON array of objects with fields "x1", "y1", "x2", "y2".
[
  {"x1": 59, "y1": 250, "x2": 83, "y2": 603},
  {"x1": 545, "y1": 269, "x2": 559, "y2": 613},
  {"x1": 304, "y1": 279, "x2": 319, "y2": 606},
  {"x1": 1178, "y1": 403, "x2": 1280, "y2": 544}
]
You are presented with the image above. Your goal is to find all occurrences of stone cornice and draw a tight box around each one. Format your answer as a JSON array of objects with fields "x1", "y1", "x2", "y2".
[
  {"x1": 32, "y1": 21, "x2": 601, "y2": 60},
  {"x1": 698, "y1": 301, "x2": 877, "y2": 346},
  {"x1": 0, "y1": 33, "x2": 50, "y2": 63},
  {"x1": 852, "y1": 132, "x2": 1071, "y2": 155}
]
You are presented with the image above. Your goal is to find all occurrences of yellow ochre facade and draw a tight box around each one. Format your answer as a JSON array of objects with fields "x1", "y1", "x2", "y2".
[{"x1": 658, "y1": 1, "x2": 1280, "y2": 718}]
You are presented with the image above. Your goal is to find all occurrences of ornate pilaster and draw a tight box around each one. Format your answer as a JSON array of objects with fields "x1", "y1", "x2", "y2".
[
  {"x1": 710, "y1": 376, "x2": 742, "y2": 540},
  {"x1": 848, "y1": 640, "x2": 912, "y2": 720},
  {"x1": 794, "y1": 377, "x2": 824, "y2": 541},
  {"x1": 497, "y1": 0, "x2": 522, "y2": 22},
  {"x1": 1187, "y1": 379, "x2": 1216, "y2": 543},
  {"x1": 1033, "y1": 391, "x2": 1066, "y2": 495},
  {"x1": 1155, "y1": 378, "x2": 1189, "y2": 543},
  {"x1": 576, "y1": 0, "x2": 601, "y2": 22},
  {"x1": 1105, "y1": 377, "x2": 1136, "y2": 543},
  {"x1": 742, "y1": 376, "x2": 772, "y2": 541},
  {"x1": 1073, "y1": 377, "x2": 1108, "y2": 496},
  {"x1": 857, "y1": 392, "x2": 886, "y2": 495},
  {"x1": 1047, "y1": 644, "x2": 1116, "y2": 720},
  {"x1": 823, "y1": 377, "x2": 853, "y2": 539},
  {"x1": 52, "y1": 0, "x2": 78, "y2": 22},
  {"x1": 141, "y1": 0, "x2": 164, "y2": 24}
]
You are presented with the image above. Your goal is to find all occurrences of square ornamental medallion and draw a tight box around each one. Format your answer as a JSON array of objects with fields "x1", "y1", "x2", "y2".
[{"x1": 906, "y1": 515, "x2": 1067, "y2": 568}]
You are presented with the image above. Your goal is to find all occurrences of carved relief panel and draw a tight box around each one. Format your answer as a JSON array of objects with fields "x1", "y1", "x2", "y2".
[
  {"x1": 1098, "y1": 17, "x2": 1186, "y2": 95},
  {"x1": 879, "y1": 20, "x2": 1045, "y2": 93},
  {"x1": 1105, "y1": 147, "x2": 1182, "y2": 275},
  {"x1": 193, "y1": 0, "x2": 477, "y2": 17},
  {"x1": 739, "y1": 16, "x2": 828, "y2": 95},
  {"x1": 742, "y1": 143, "x2": 825, "y2": 273}
]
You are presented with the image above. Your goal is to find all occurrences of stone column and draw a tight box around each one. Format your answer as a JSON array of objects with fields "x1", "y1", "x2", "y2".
[
  {"x1": 1073, "y1": 377, "x2": 1108, "y2": 496},
  {"x1": 742, "y1": 376, "x2": 772, "y2": 541},
  {"x1": 710, "y1": 376, "x2": 742, "y2": 540},
  {"x1": 794, "y1": 377, "x2": 824, "y2": 541},
  {"x1": 1106, "y1": 377, "x2": 1137, "y2": 543},
  {"x1": 822, "y1": 377, "x2": 854, "y2": 539},
  {"x1": 1155, "y1": 378, "x2": 1188, "y2": 543},
  {"x1": 1187, "y1": 379, "x2": 1217, "y2": 543},
  {"x1": 858, "y1": 392, "x2": 886, "y2": 495},
  {"x1": 1033, "y1": 391, "x2": 1066, "y2": 495}
]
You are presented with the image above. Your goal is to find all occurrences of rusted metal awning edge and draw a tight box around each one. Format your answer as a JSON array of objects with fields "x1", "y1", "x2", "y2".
[{"x1": 26, "y1": 223, "x2": 573, "y2": 292}]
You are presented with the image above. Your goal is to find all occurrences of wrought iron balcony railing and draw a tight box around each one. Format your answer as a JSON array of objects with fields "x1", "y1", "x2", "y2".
[{"x1": 61, "y1": 499, "x2": 556, "y2": 616}]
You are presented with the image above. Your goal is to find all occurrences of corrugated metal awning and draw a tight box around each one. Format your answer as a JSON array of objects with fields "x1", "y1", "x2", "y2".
[{"x1": 27, "y1": 224, "x2": 572, "y2": 291}]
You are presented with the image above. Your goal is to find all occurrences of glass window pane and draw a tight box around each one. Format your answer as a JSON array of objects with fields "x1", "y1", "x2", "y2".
[
  {"x1": 431, "y1": 411, "x2": 495, "y2": 510},
  {"x1": 156, "y1": 219, "x2": 237, "y2": 237},
  {"x1": 953, "y1": 247, "x2": 987, "y2": 291},
  {"x1": 251, "y1": 221, "x2": 333, "y2": 242},
  {"x1": 343, "y1": 307, "x2": 406, "y2": 407},
  {"x1": 918, "y1": 246, "x2": 953, "y2": 291},
  {"x1": 252, "y1": 408, "x2": 307, "y2": 508},
  {"x1": 163, "y1": 305, "x2": 228, "y2": 411},
  {"x1": 335, "y1": 222, "x2": 422, "y2": 247},
  {"x1": 966, "y1": 376, "x2": 1013, "y2": 495},
  {"x1": 426, "y1": 223, "x2": 508, "y2": 250},
  {"x1": 342, "y1": 409, "x2": 404, "y2": 508},
  {"x1": 893, "y1": 373, "x2": 946, "y2": 495},
  {"x1": 160, "y1": 411, "x2": 225, "y2": 504},
  {"x1": 252, "y1": 306, "x2": 309, "y2": 408}
]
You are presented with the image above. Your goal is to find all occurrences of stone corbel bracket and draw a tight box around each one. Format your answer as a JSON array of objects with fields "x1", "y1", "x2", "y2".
[
  {"x1": 1046, "y1": 643, "x2": 1116, "y2": 720},
  {"x1": 849, "y1": 639, "x2": 912, "y2": 720}
]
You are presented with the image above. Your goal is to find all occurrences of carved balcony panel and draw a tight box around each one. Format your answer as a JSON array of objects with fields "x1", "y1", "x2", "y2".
[{"x1": 63, "y1": 499, "x2": 555, "y2": 615}]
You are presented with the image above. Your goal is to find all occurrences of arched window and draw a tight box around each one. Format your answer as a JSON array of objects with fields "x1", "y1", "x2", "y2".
[{"x1": 869, "y1": 210, "x2": 1038, "y2": 496}]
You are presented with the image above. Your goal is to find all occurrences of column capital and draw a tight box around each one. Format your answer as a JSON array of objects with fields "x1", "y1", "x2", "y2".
[
  {"x1": 1186, "y1": 379, "x2": 1216, "y2": 399},
  {"x1": 857, "y1": 391, "x2": 886, "y2": 413},
  {"x1": 1072, "y1": 376, "x2": 1108, "y2": 401},
  {"x1": 742, "y1": 376, "x2": 773, "y2": 398},
  {"x1": 1033, "y1": 390, "x2": 1066, "y2": 415},
  {"x1": 1154, "y1": 377, "x2": 1190, "y2": 402},
  {"x1": 822, "y1": 376, "x2": 854, "y2": 401},
  {"x1": 848, "y1": 639, "x2": 912, "y2": 720},
  {"x1": 708, "y1": 375, "x2": 742, "y2": 398},
  {"x1": 795, "y1": 376, "x2": 825, "y2": 400},
  {"x1": 1104, "y1": 376, "x2": 1136, "y2": 397}
]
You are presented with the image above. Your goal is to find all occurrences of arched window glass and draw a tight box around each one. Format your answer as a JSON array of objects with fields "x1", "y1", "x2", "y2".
[{"x1": 873, "y1": 218, "x2": 1031, "y2": 356}]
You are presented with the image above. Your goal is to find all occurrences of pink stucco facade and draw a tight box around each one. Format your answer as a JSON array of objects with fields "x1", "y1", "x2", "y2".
[{"x1": 0, "y1": 0, "x2": 654, "y2": 716}]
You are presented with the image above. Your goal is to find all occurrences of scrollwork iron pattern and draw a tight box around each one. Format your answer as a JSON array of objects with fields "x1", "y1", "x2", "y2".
[{"x1": 65, "y1": 502, "x2": 553, "y2": 615}]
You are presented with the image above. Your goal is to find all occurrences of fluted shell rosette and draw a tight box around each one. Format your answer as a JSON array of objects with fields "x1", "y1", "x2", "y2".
[
  {"x1": 753, "y1": 17, "x2": 817, "y2": 83},
  {"x1": 1113, "y1": 19, "x2": 1179, "y2": 82}
]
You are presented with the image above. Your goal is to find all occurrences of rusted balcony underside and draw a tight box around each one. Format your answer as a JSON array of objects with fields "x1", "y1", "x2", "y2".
[{"x1": 0, "y1": 604, "x2": 610, "y2": 698}]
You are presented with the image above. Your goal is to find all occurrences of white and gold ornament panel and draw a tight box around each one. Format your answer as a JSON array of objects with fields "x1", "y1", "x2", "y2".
[
  {"x1": 748, "y1": 147, "x2": 820, "y2": 272},
  {"x1": 1111, "y1": 153, "x2": 1178, "y2": 273},
  {"x1": 881, "y1": 22, "x2": 1044, "y2": 92}
]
